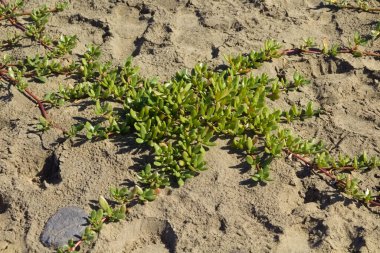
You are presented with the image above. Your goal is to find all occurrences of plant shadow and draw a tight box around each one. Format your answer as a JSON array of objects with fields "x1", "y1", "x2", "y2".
[
  {"x1": 110, "y1": 135, "x2": 150, "y2": 155},
  {"x1": 0, "y1": 81, "x2": 13, "y2": 102}
]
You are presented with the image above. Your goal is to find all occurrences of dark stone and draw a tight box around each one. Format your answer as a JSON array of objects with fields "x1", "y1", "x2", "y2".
[{"x1": 40, "y1": 206, "x2": 88, "y2": 248}]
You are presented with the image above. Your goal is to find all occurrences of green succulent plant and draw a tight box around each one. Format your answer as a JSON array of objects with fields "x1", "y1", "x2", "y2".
[{"x1": 1, "y1": 1, "x2": 379, "y2": 252}]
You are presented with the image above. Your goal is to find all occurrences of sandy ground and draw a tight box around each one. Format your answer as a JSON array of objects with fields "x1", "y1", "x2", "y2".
[{"x1": 0, "y1": 0, "x2": 379, "y2": 252}]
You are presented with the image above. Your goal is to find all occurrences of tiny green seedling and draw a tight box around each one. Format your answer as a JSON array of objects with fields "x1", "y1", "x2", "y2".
[
  {"x1": 36, "y1": 116, "x2": 50, "y2": 131},
  {"x1": 252, "y1": 166, "x2": 272, "y2": 183}
]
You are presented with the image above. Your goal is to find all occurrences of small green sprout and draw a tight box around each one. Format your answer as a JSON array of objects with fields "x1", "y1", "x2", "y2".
[
  {"x1": 36, "y1": 116, "x2": 50, "y2": 131},
  {"x1": 371, "y1": 22, "x2": 380, "y2": 40},
  {"x1": 252, "y1": 165, "x2": 272, "y2": 183},
  {"x1": 88, "y1": 209, "x2": 104, "y2": 232},
  {"x1": 55, "y1": 1, "x2": 69, "y2": 12},
  {"x1": 353, "y1": 32, "x2": 368, "y2": 47},
  {"x1": 57, "y1": 239, "x2": 79, "y2": 253},
  {"x1": 302, "y1": 37, "x2": 316, "y2": 49},
  {"x1": 81, "y1": 227, "x2": 96, "y2": 244},
  {"x1": 138, "y1": 188, "x2": 157, "y2": 202},
  {"x1": 293, "y1": 72, "x2": 311, "y2": 88}
]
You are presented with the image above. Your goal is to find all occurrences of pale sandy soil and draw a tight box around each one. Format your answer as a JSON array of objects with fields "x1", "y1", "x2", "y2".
[{"x1": 0, "y1": 0, "x2": 379, "y2": 252}]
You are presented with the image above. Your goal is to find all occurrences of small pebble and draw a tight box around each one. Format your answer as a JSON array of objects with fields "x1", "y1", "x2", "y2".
[
  {"x1": 40, "y1": 206, "x2": 88, "y2": 248},
  {"x1": 26, "y1": 133, "x2": 38, "y2": 139}
]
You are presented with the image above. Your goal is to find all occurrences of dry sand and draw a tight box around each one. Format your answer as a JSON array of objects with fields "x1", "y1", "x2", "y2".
[{"x1": 0, "y1": 0, "x2": 379, "y2": 252}]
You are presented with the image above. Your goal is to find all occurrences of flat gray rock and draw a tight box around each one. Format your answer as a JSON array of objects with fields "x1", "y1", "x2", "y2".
[{"x1": 40, "y1": 206, "x2": 88, "y2": 248}]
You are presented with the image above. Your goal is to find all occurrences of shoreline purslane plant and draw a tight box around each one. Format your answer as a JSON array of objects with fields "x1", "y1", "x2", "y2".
[
  {"x1": 324, "y1": 0, "x2": 380, "y2": 12},
  {"x1": 0, "y1": 1, "x2": 379, "y2": 252}
]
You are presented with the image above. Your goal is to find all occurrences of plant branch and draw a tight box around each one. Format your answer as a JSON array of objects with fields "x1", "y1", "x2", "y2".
[
  {"x1": 281, "y1": 47, "x2": 380, "y2": 58},
  {"x1": 0, "y1": 69, "x2": 67, "y2": 133},
  {"x1": 0, "y1": 8, "x2": 61, "y2": 21},
  {"x1": 68, "y1": 217, "x2": 107, "y2": 252},
  {"x1": 2, "y1": 14, "x2": 53, "y2": 50},
  {"x1": 336, "y1": 4, "x2": 380, "y2": 12},
  {"x1": 8, "y1": 17, "x2": 26, "y2": 31},
  {"x1": 286, "y1": 150, "x2": 380, "y2": 207},
  {"x1": 1, "y1": 71, "x2": 47, "y2": 119},
  {"x1": 23, "y1": 88, "x2": 48, "y2": 118}
]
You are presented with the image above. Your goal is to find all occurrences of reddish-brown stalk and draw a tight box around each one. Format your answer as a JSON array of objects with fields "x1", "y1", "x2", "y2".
[
  {"x1": 23, "y1": 88, "x2": 48, "y2": 118},
  {"x1": 0, "y1": 68, "x2": 67, "y2": 133},
  {"x1": 69, "y1": 217, "x2": 108, "y2": 252},
  {"x1": 1, "y1": 11, "x2": 53, "y2": 50},
  {"x1": 70, "y1": 240, "x2": 82, "y2": 252},
  {"x1": 339, "y1": 5, "x2": 380, "y2": 12},
  {"x1": 0, "y1": 68, "x2": 49, "y2": 118},
  {"x1": 8, "y1": 17, "x2": 25, "y2": 31},
  {"x1": 327, "y1": 166, "x2": 356, "y2": 172},
  {"x1": 286, "y1": 150, "x2": 380, "y2": 207},
  {"x1": 0, "y1": 8, "x2": 60, "y2": 21},
  {"x1": 281, "y1": 48, "x2": 380, "y2": 57}
]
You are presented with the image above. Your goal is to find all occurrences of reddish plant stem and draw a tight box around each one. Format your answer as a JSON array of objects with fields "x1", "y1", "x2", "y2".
[
  {"x1": 1, "y1": 71, "x2": 49, "y2": 119},
  {"x1": 0, "y1": 63, "x2": 17, "y2": 69},
  {"x1": 340, "y1": 5, "x2": 380, "y2": 12},
  {"x1": 38, "y1": 39, "x2": 53, "y2": 51},
  {"x1": 70, "y1": 240, "x2": 82, "y2": 252},
  {"x1": 361, "y1": 50, "x2": 380, "y2": 57},
  {"x1": 329, "y1": 166, "x2": 355, "y2": 171},
  {"x1": 281, "y1": 47, "x2": 380, "y2": 58},
  {"x1": 313, "y1": 166, "x2": 355, "y2": 173},
  {"x1": 3, "y1": 14, "x2": 53, "y2": 50},
  {"x1": 69, "y1": 217, "x2": 108, "y2": 252},
  {"x1": 324, "y1": 2, "x2": 380, "y2": 12},
  {"x1": 286, "y1": 150, "x2": 380, "y2": 207},
  {"x1": 0, "y1": 70, "x2": 48, "y2": 119},
  {"x1": 8, "y1": 17, "x2": 25, "y2": 31},
  {"x1": 237, "y1": 46, "x2": 380, "y2": 75},
  {"x1": 24, "y1": 88, "x2": 66, "y2": 133},
  {"x1": 317, "y1": 167, "x2": 339, "y2": 182},
  {"x1": 1, "y1": 66, "x2": 68, "y2": 133},
  {"x1": 337, "y1": 47, "x2": 380, "y2": 57},
  {"x1": 288, "y1": 151, "x2": 310, "y2": 165},
  {"x1": 0, "y1": 8, "x2": 60, "y2": 21},
  {"x1": 291, "y1": 155, "x2": 356, "y2": 172},
  {"x1": 23, "y1": 88, "x2": 48, "y2": 119}
]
